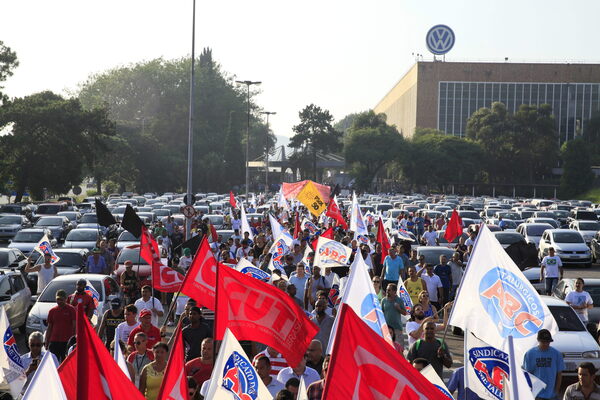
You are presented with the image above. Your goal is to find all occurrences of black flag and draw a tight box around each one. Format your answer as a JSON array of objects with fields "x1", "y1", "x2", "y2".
[
  {"x1": 95, "y1": 199, "x2": 117, "y2": 227},
  {"x1": 121, "y1": 205, "x2": 144, "y2": 237},
  {"x1": 176, "y1": 233, "x2": 203, "y2": 255}
]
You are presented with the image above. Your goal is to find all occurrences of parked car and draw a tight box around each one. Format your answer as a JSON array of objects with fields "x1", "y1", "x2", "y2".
[
  {"x1": 542, "y1": 296, "x2": 600, "y2": 376},
  {"x1": 34, "y1": 216, "x2": 72, "y2": 241},
  {"x1": 569, "y1": 220, "x2": 600, "y2": 245},
  {"x1": 538, "y1": 229, "x2": 592, "y2": 267},
  {"x1": 592, "y1": 232, "x2": 600, "y2": 263},
  {"x1": 0, "y1": 269, "x2": 31, "y2": 333},
  {"x1": 552, "y1": 278, "x2": 600, "y2": 324},
  {"x1": 522, "y1": 267, "x2": 544, "y2": 293},
  {"x1": 415, "y1": 246, "x2": 454, "y2": 265},
  {"x1": 79, "y1": 213, "x2": 99, "y2": 224},
  {"x1": 26, "y1": 248, "x2": 90, "y2": 294},
  {"x1": 57, "y1": 211, "x2": 81, "y2": 227},
  {"x1": 0, "y1": 214, "x2": 32, "y2": 240},
  {"x1": 116, "y1": 231, "x2": 140, "y2": 251},
  {"x1": 35, "y1": 202, "x2": 68, "y2": 217},
  {"x1": 492, "y1": 231, "x2": 526, "y2": 249},
  {"x1": 62, "y1": 228, "x2": 102, "y2": 251},
  {"x1": 8, "y1": 228, "x2": 55, "y2": 256},
  {"x1": 525, "y1": 217, "x2": 560, "y2": 229},
  {"x1": 26, "y1": 273, "x2": 122, "y2": 334},
  {"x1": 0, "y1": 248, "x2": 28, "y2": 270},
  {"x1": 436, "y1": 231, "x2": 468, "y2": 249},
  {"x1": 515, "y1": 223, "x2": 554, "y2": 249},
  {"x1": 569, "y1": 209, "x2": 599, "y2": 223}
]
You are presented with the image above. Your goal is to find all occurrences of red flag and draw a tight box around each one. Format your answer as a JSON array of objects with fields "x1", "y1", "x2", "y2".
[
  {"x1": 444, "y1": 209, "x2": 463, "y2": 243},
  {"x1": 229, "y1": 191, "x2": 237, "y2": 209},
  {"x1": 325, "y1": 199, "x2": 348, "y2": 229},
  {"x1": 180, "y1": 237, "x2": 218, "y2": 310},
  {"x1": 157, "y1": 325, "x2": 188, "y2": 400},
  {"x1": 321, "y1": 226, "x2": 334, "y2": 240},
  {"x1": 293, "y1": 212, "x2": 301, "y2": 239},
  {"x1": 58, "y1": 306, "x2": 145, "y2": 400},
  {"x1": 215, "y1": 264, "x2": 318, "y2": 367},
  {"x1": 376, "y1": 218, "x2": 390, "y2": 260},
  {"x1": 323, "y1": 304, "x2": 442, "y2": 400},
  {"x1": 208, "y1": 222, "x2": 218, "y2": 243},
  {"x1": 140, "y1": 226, "x2": 184, "y2": 292}
]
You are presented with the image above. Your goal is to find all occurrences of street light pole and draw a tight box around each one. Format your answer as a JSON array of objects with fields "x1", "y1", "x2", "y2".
[
  {"x1": 235, "y1": 80, "x2": 261, "y2": 200},
  {"x1": 185, "y1": 0, "x2": 196, "y2": 240},
  {"x1": 260, "y1": 111, "x2": 276, "y2": 193}
]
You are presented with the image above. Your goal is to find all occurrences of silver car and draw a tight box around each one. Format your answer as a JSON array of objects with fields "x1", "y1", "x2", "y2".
[
  {"x1": 0, "y1": 214, "x2": 32, "y2": 240},
  {"x1": 8, "y1": 228, "x2": 56, "y2": 256},
  {"x1": 0, "y1": 269, "x2": 32, "y2": 333},
  {"x1": 34, "y1": 216, "x2": 71, "y2": 241},
  {"x1": 63, "y1": 228, "x2": 102, "y2": 251}
]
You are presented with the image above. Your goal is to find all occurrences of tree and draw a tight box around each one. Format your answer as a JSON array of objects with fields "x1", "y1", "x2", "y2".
[
  {"x1": 334, "y1": 112, "x2": 363, "y2": 135},
  {"x1": 290, "y1": 104, "x2": 342, "y2": 180},
  {"x1": 0, "y1": 91, "x2": 114, "y2": 201},
  {"x1": 560, "y1": 138, "x2": 595, "y2": 198},
  {"x1": 583, "y1": 111, "x2": 600, "y2": 165},
  {"x1": 344, "y1": 111, "x2": 404, "y2": 190},
  {"x1": 0, "y1": 40, "x2": 18, "y2": 100}
]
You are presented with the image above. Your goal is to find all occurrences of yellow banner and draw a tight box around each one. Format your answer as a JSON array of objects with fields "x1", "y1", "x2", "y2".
[{"x1": 297, "y1": 181, "x2": 327, "y2": 216}]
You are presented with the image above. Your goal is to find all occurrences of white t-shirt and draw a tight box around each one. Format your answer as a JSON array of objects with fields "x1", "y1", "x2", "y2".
[
  {"x1": 422, "y1": 231, "x2": 438, "y2": 246},
  {"x1": 565, "y1": 290, "x2": 593, "y2": 322},
  {"x1": 421, "y1": 274, "x2": 443, "y2": 302},
  {"x1": 406, "y1": 320, "x2": 422, "y2": 346},
  {"x1": 115, "y1": 321, "x2": 140, "y2": 344},
  {"x1": 134, "y1": 297, "x2": 164, "y2": 327},
  {"x1": 178, "y1": 256, "x2": 193, "y2": 271},
  {"x1": 541, "y1": 255, "x2": 562, "y2": 278},
  {"x1": 231, "y1": 219, "x2": 242, "y2": 230}
]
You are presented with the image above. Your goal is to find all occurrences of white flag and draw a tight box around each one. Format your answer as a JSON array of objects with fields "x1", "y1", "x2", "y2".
[
  {"x1": 507, "y1": 335, "x2": 536, "y2": 400},
  {"x1": 269, "y1": 214, "x2": 284, "y2": 240},
  {"x1": 239, "y1": 203, "x2": 254, "y2": 241},
  {"x1": 300, "y1": 218, "x2": 318, "y2": 235},
  {"x1": 326, "y1": 252, "x2": 392, "y2": 354},
  {"x1": 22, "y1": 351, "x2": 66, "y2": 400},
  {"x1": 313, "y1": 236, "x2": 351, "y2": 269},
  {"x1": 350, "y1": 192, "x2": 369, "y2": 246},
  {"x1": 235, "y1": 258, "x2": 271, "y2": 282},
  {"x1": 465, "y1": 330, "x2": 546, "y2": 400},
  {"x1": 420, "y1": 364, "x2": 454, "y2": 399},
  {"x1": 277, "y1": 187, "x2": 289, "y2": 210},
  {"x1": 204, "y1": 328, "x2": 272, "y2": 400},
  {"x1": 33, "y1": 234, "x2": 60, "y2": 264},
  {"x1": 449, "y1": 225, "x2": 557, "y2": 361},
  {"x1": 113, "y1": 338, "x2": 131, "y2": 380},
  {"x1": 297, "y1": 375, "x2": 309, "y2": 400},
  {"x1": 268, "y1": 232, "x2": 293, "y2": 276},
  {"x1": 0, "y1": 306, "x2": 26, "y2": 397}
]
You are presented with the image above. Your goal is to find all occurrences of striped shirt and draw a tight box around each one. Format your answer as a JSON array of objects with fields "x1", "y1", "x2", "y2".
[{"x1": 252, "y1": 350, "x2": 288, "y2": 380}]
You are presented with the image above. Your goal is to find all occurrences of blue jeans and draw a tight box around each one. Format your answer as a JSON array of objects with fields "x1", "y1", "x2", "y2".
[{"x1": 545, "y1": 277, "x2": 558, "y2": 295}]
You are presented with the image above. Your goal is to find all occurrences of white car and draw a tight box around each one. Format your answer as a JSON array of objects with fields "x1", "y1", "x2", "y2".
[
  {"x1": 569, "y1": 220, "x2": 600, "y2": 245},
  {"x1": 8, "y1": 228, "x2": 56, "y2": 256},
  {"x1": 516, "y1": 223, "x2": 554, "y2": 249},
  {"x1": 538, "y1": 229, "x2": 592, "y2": 267},
  {"x1": 26, "y1": 273, "x2": 122, "y2": 335},
  {"x1": 542, "y1": 296, "x2": 600, "y2": 376}
]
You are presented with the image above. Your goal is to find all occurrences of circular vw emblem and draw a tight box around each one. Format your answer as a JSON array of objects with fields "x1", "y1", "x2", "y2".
[{"x1": 426, "y1": 25, "x2": 455, "y2": 55}]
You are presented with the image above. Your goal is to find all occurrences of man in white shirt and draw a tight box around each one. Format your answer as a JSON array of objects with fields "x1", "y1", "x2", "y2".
[
  {"x1": 115, "y1": 304, "x2": 140, "y2": 346},
  {"x1": 421, "y1": 225, "x2": 438, "y2": 246},
  {"x1": 178, "y1": 248, "x2": 193, "y2": 272},
  {"x1": 254, "y1": 355, "x2": 285, "y2": 397},
  {"x1": 540, "y1": 247, "x2": 563, "y2": 295},
  {"x1": 565, "y1": 277, "x2": 594, "y2": 323},
  {"x1": 235, "y1": 239, "x2": 251, "y2": 261},
  {"x1": 421, "y1": 264, "x2": 444, "y2": 309},
  {"x1": 323, "y1": 267, "x2": 340, "y2": 288},
  {"x1": 134, "y1": 285, "x2": 164, "y2": 327},
  {"x1": 276, "y1": 357, "x2": 321, "y2": 388}
]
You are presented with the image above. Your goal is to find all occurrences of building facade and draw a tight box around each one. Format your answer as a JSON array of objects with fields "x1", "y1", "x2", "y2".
[{"x1": 374, "y1": 61, "x2": 600, "y2": 143}]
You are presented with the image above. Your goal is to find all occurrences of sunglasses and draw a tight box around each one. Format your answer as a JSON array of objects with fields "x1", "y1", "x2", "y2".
[
  {"x1": 135, "y1": 341, "x2": 145, "y2": 345},
  {"x1": 372, "y1": 279, "x2": 380, "y2": 283},
  {"x1": 29, "y1": 343, "x2": 42, "y2": 348}
]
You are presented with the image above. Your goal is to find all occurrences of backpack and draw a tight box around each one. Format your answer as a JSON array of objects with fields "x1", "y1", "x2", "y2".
[{"x1": 414, "y1": 338, "x2": 446, "y2": 352}]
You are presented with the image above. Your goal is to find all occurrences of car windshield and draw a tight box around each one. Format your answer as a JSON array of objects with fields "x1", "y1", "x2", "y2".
[
  {"x1": 35, "y1": 218, "x2": 63, "y2": 226},
  {"x1": 520, "y1": 211, "x2": 534, "y2": 218},
  {"x1": 579, "y1": 222, "x2": 600, "y2": 231},
  {"x1": 0, "y1": 216, "x2": 22, "y2": 224},
  {"x1": 66, "y1": 230, "x2": 98, "y2": 241},
  {"x1": 548, "y1": 305, "x2": 585, "y2": 331},
  {"x1": 418, "y1": 249, "x2": 454, "y2": 264},
  {"x1": 500, "y1": 213, "x2": 520, "y2": 220},
  {"x1": 208, "y1": 216, "x2": 224, "y2": 225},
  {"x1": 553, "y1": 232, "x2": 584, "y2": 243},
  {"x1": 459, "y1": 211, "x2": 479, "y2": 219},
  {"x1": 0, "y1": 253, "x2": 9, "y2": 266},
  {"x1": 37, "y1": 205, "x2": 61, "y2": 214},
  {"x1": 13, "y1": 231, "x2": 43, "y2": 242},
  {"x1": 495, "y1": 233, "x2": 523, "y2": 244},
  {"x1": 0, "y1": 205, "x2": 22, "y2": 214},
  {"x1": 526, "y1": 225, "x2": 550, "y2": 236},
  {"x1": 575, "y1": 212, "x2": 598, "y2": 220},
  {"x1": 36, "y1": 252, "x2": 83, "y2": 268},
  {"x1": 118, "y1": 231, "x2": 139, "y2": 241},
  {"x1": 117, "y1": 248, "x2": 148, "y2": 265},
  {"x1": 80, "y1": 214, "x2": 98, "y2": 224},
  {"x1": 536, "y1": 212, "x2": 555, "y2": 218},
  {"x1": 39, "y1": 279, "x2": 103, "y2": 302}
]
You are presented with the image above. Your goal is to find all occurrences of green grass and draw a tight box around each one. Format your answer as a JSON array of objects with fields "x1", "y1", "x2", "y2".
[{"x1": 579, "y1": 187, "x2": 600, "y2": 203}]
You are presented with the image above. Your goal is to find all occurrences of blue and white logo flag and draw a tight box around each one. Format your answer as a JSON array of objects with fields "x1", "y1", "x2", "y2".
[
  {"x1": 314, "y1": 236, "x2": 351, "y2": 269},
  {"x1": 326, "y1": 252, "x2": 393, "y2": 354},
  {"x1": 396, "y1": 279, "x2": 414, "y2": 313},
  {"x1": 350, "y1": 192, "x2": 369, "y2": 246},
  {"x1": 205, "y1": 328, "x2": 272, "y2": 400},
  {"x1": 267, "y1": 232, "x2": 293, "y2": 276},
  {"x1": 0, "y1": 306, "x2": 26, "y2": 397},
  {"x1": 236, "y1": 258, "x2": 271, "y2": 282},
  {"x1": 277, "y1": 187, "x2": 289, "y2": 211},
  {"x1": 239, "y1": 203, "x2": 254, "y2": 241},
  {"x1": 33, "y1": 234, "x2": 60, "y2": 265},
  {"x1": 300, "y1": 218, "x2": 318, "y2": 236},
  {"x1": 84, "y1": 279, "x2": 101, "y2": 324},
  {"x1": 421, "y1": 364, "x2": 454, "y2": 399},
  {"x1": 301, "y1": 245, "x2": 312, "y2": 275},
  {"x1": 449, "y1": 225, "x2": 558, "y2": 361},
  {"x1": 465, "y1": 331, "x2": 545, "y2": 400}
]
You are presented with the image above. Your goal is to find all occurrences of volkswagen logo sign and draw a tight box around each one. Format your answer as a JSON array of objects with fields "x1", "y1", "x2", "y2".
[{"x1": 426, "y1": 24, "x2": 455, "y2": 55}]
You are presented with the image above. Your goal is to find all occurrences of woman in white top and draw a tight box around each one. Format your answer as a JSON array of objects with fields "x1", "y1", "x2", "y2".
[{"x1": 25, "y1": 253, "x2": 57, "y2": 294}]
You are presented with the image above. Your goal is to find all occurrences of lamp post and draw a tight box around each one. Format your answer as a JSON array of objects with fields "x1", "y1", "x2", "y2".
[
  {"x1": 185, "y1": 0, "x2": 196, "y2": 240},
  {"x1": 235, "y1": 80, "x2": 261, "y2": 200},
  {"x1": 260, "y1": 111, "x2": 276, "y2": 193}
]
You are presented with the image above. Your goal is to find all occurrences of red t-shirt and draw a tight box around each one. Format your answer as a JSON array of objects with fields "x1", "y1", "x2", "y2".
[
  {"x1": 185, "y1": 358, "x2": 213, "y2": 386},
  {"x1": 67, "y1": 292, "x2": 96, "y2": 317},
  {"x1": 47, "y1": 304, "x2": 76, "y2": 342},
  {"x1": 126, "y1": 349, "x2": 154, "y2": 363},
  {"x1": 127, "y1": 324, "x2": 161, "y2": 349}
]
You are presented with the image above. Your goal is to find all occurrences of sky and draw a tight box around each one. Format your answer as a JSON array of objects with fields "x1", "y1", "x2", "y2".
[{"x1": 2, "y1": 0, "x2": 600, "y2": 147}]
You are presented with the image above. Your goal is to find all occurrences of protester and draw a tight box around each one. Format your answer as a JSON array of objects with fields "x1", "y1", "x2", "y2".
[
  {"x1": 305, "y1": 266, "x2": 329, "y2": 309},
  {"x1": 433, "y1": 255, "x2": 452, "y2": 306},
  {"x1": 128, "y1": 309, "x2": 162, "y2": 349},
  {"x1": 406, "y1": 321, "x2": 452, "y2": 378},
  {"x1": 420, "y1": 264, "x2": 444, "y2": 309},
  {"x1": 139, "y1": 342, "x2": 169, "y2": 400},
  {"x1": 254, "y1": 356, "x2": 285, "y2": 397},
  {"x1": 253, "y1": 346, "x2": 288, "y2": 380},
  {"x1": 380, "y1": 283, "x2": 407, "y2": 343},
  {"x1": 417, "y1": 290, "x2": 439, "y2": 318},
  {"x1": 380, "y1": 247, "x2": 404, "y2": 290},
  {"x1": 120, "y1": 260, "x2": 141, "y2": 305},
  {"x1": 115, "y1": 304, "x2": 140, "y2": 348},
  {"x1": 523, "y1": 329, "x2": 565, "y2": 400},
  {"x1": 540, "y1": 247, "x2": 564, "y2": 295},
  {"x1": 185, "y1": 338, "x2": 214, "y2": 388},
  {"x1": 24, "y1": 253, "x2": 57, "y2": 294},
  {"x1": 563, "y1": 362, "x2": 600, "y2": 400},
  {"x1": 98, "y1": 297, "x2": 125, "y2": 348},
  {"x1": 45, "y1": 289, "x2": 76, "y2": 362},
  {"x1": 404, "y1": 265, "x2": 427, "y2": 305},
  {"x1": 306, "y1": 355, "x2": 330, "y2": 399},
  {"x1": 67, "y1": 278, "x2": 96, "y2": 320},
  {"x1": 421, "y1": 225, "x2": 438, "y2": 246},
  {"x1": 181, "y1": 306, "x2": 212, "y2": 361},
  {"x1": 411, "y1": 358, "x2": 430, "y2": 372},
  {"x1": 276, "y1": 357, "x2": 321, "y2": 388},
  {"x1": 20, "y1": 331, "x2": 58, "y2": 391},
  {"x1": 447, "y1": 366, "x2": 482, "y2": 400},
  {"x1": 128, "y1": 332, "x2": 154, "y2": 387},
  {"x1": 406, "y1": 303, "x2": 449, "y2": 347},
  {"x1": 305, "y1": 339, "x2": 325, "y2": 376},
  {"x1": 448, "y1": 252, "x2": 464, "y2": 301},
  {"x1": 371, "y1": 276, "x2": 384, "y2": 301},
  {"x1": 565, "y1": 277, "x2": 594, "y2": 324},
  {"x1": 310, "y1": 299, "x2": 335, "y2": 348},
  {"x1": 86, "y1": 247, "x2": 108, "y2": 274},
  {"x1": 134, "y1": 285, "x2": 164, "y2": 327}
]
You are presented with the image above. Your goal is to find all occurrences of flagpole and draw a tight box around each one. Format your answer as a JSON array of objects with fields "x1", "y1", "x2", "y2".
[{"x1": 507, "y1": 335, "x2": 519, "y2": 400}]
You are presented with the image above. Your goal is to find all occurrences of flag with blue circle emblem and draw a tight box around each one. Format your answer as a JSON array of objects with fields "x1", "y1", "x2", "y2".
[{"x1": 33, "y1": 234, "x2": 60, "y2": 265}]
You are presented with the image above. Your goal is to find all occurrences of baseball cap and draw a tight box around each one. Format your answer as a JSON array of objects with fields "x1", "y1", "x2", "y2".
[
  {"x1": 537, "y1": 329, "x2": 553, "y2": 342},
  {"x1": 110, "y1": 298, "x2": 121, "y2": 308},
  {"x1": 139, "y1": 309, "x2": 152, "y2": 318}
]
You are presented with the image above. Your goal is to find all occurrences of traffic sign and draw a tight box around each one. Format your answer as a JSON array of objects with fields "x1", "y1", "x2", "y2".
[
  {"x1": 426, "y1": 24, "x2": 455, "y2": 55},
  {"x1": 182, "y1": 205, "x2": 196, "y2": 218},
  {"x1": 183, "y1": 194, "x2": 196, "y2": 206}
]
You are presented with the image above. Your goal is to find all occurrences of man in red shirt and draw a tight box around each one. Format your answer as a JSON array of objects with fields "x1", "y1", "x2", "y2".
[
  {"x1": 67, "y1": 279, "x2": 96, "y2": 320},
  {"x1": 184, "y1": 338, "x2": 214, "y2": 387},
  {"x1": 45, "y1": 289, "x2": 76, "y2": 362},
  {"x1": 127, "y1": 309, "x2": 162, "y2": 349}
]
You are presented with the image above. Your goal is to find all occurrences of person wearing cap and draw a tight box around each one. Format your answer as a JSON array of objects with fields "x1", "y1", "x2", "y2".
[
  {"x1": 523, "y1": 329, "x2": 565, "y2": 400},
  {"x1": 178, "y1": 248, "x2": 193, "y2": 272},
  {"x1": 67, "y1": 279, "x2": 96, "y2": 320},
  {"x1": 86, "y1": 247, "x2": 108, "y2": 274},
  {"x1": 45, "y1": 289, "x2": 76, "y2": 362},
  {"x1": 98, "y1": 297, "x2": 125, "y2": 348},
  {"x1": 127, "y1": 309, "x2": 162, "y2": 349},
  {"x1": 563, "y1": 362, "x2": 600, "y2": 400},
  {"x1": 120, "y1": 260, "x2": 140, "y2": 305},
  {"x1": 134, "y1": 285, "x2": 164, "y2": 327}
]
